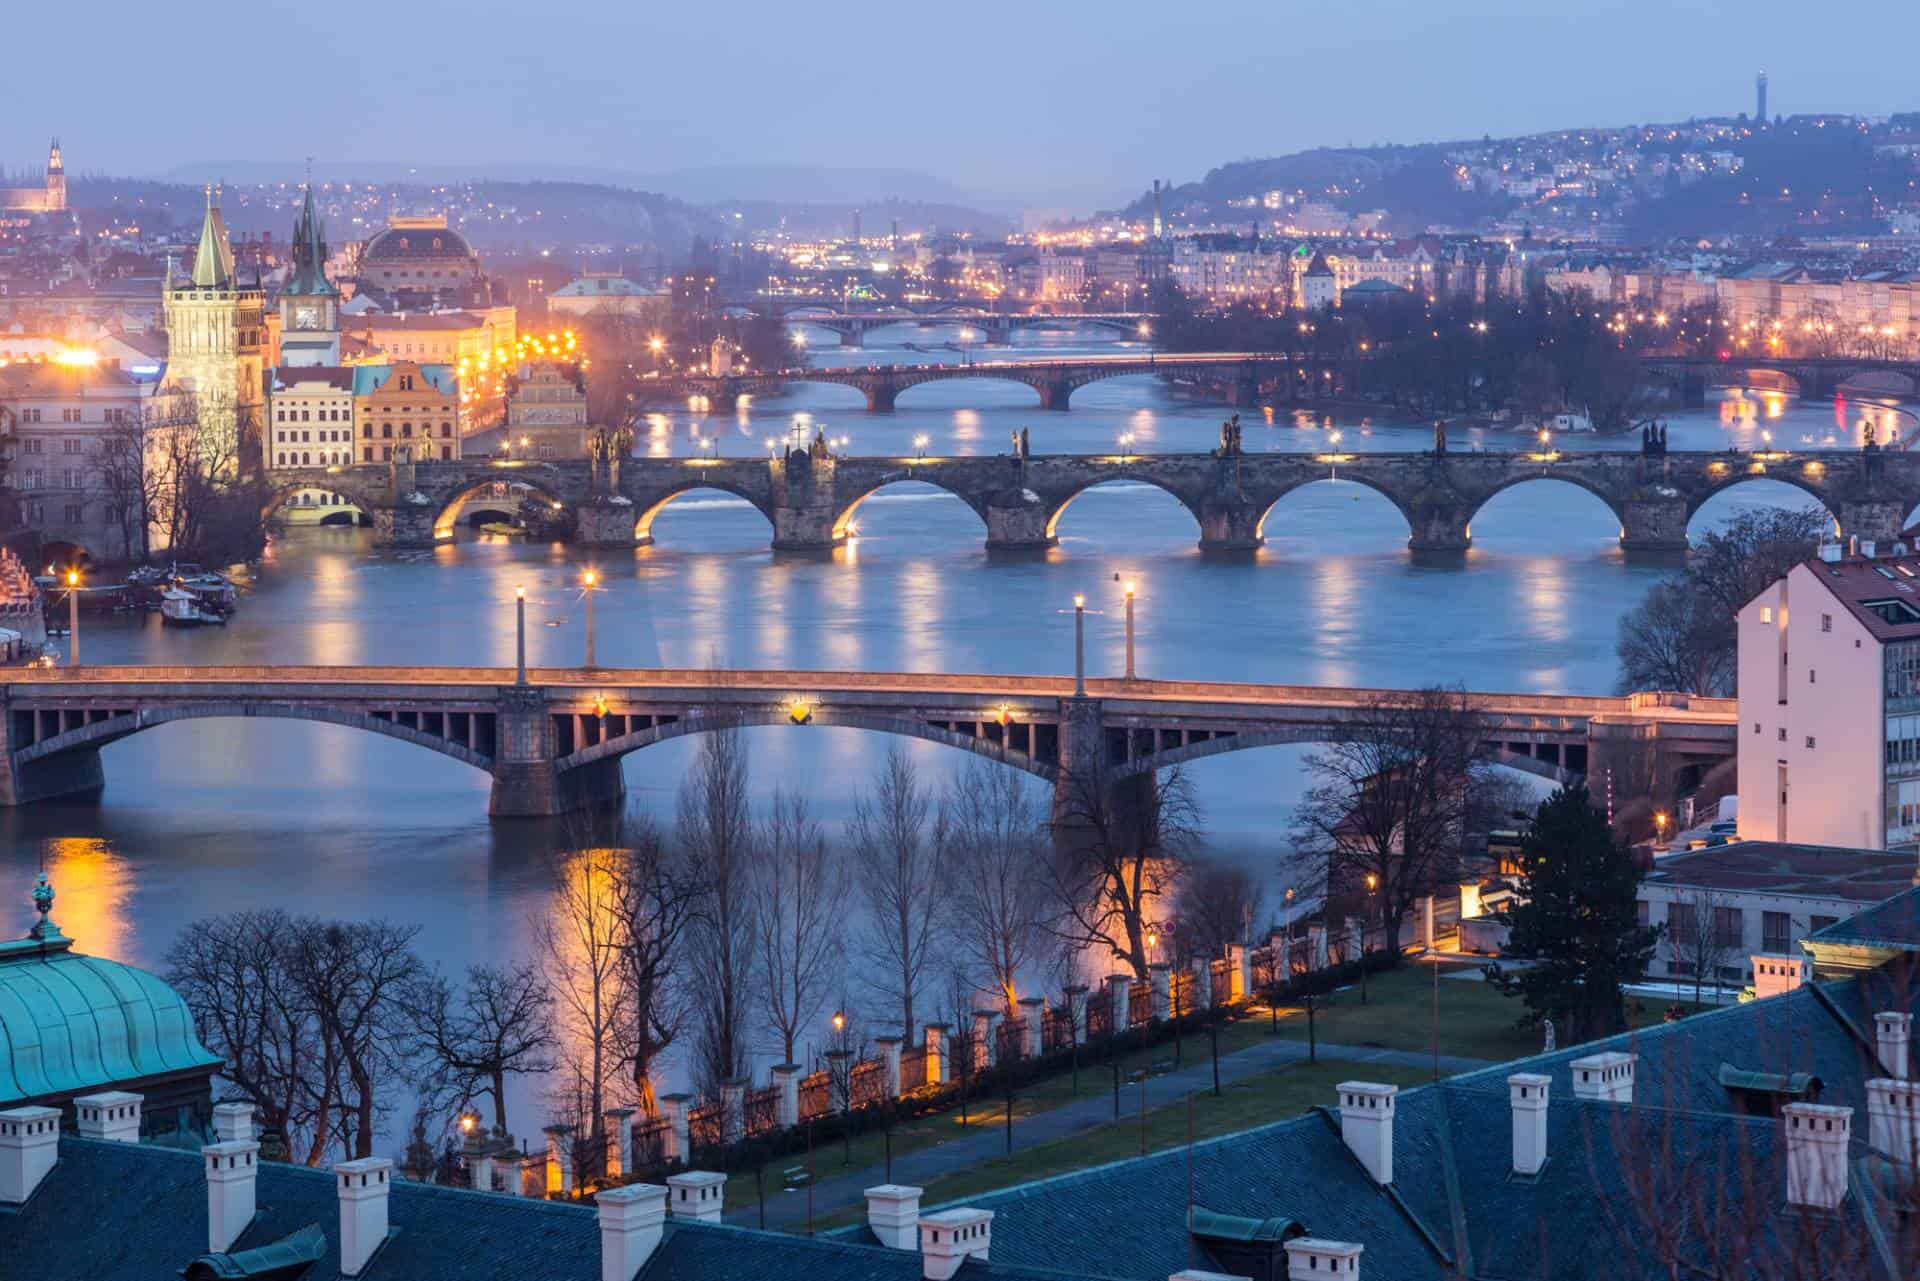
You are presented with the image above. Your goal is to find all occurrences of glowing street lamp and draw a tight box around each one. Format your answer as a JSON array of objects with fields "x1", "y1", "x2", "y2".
[
  {"x1": 581, "y1": 568, "x2": 598, "y2": 668},
  {"x1": 514, "y1": 585, "x2": 527, "y2": 685},
  {"x1": 1654, "y1": 811, "x2": 1670, "y2": 847},
  {"x1": 65, "y1": 569, "x2": 79, "y2": 667},
  {"x1": 1073, "y1": 593, "x2": 1087, "y2": 697},
  {"x1": 914, "y1": 433, "x2": 930, "y2": 460},
  {"x1": 1123, "y1": 580, "x2": 1137, "y2": 682},
  {"x1": 1118, "y1": 432, "x2": 1136, "y2": 462}
]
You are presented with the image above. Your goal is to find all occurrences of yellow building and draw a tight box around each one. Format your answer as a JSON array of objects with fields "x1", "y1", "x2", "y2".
[
  {"x1": 161, "y1": 188, "x2": 267, "y2": 465},
  {"x1": 503, "y1": 360, "x2": 589, "y2": 458},
  {"x1": 353, "y1": 361, "x2": 461, "y2": 463}
]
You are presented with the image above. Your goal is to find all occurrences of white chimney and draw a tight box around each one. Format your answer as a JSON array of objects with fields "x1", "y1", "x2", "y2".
[
  {"x1": 919, "y1": 1207, "x2": 993, "y2": 1280},
  {"x1": 73, "y1": 1090, "x2": 142, "y2": 1142},
  {"x1": 1751, "y1": 955, "x2": 1807, "y2": 1000},
  {"x1": 1171, "y1": 1272, "x2": 1253, "y2": 1281},
  {"x1": 1508, "y1": 1073, "x2": 1550, "y2": 1176},
  {"x1": 204, "y1": 1139, "x2": 259, "y2": 1253},
  {"x1": 0, "y1": 1106, "x2": 61, "y2": 1204},
  {"x1": 866, "y1": 1183, "x2": 923, "y2": 1249},
  {"x1": 1284, "y1": 1238, "x2": 1364, "y2": 1280},
  {"x1": 665, "y1": 1169, "x2": 726, "y2": 1223},
  {"x1": 1818, "y1": 542, "x2": 1844, "y2": 564},
  {"x1": 1337, "y1": 1082, "x2": 1397, "y2": 1184},
  {"x1": 1783, "y1": 1103, "x2": 1852, "y2": 1210},
  {"x1": 1866, "y1": 1079, "x2": 1919, "y2": 1163},
  {"x1": 1875, "y1": 1011, "x2": 1912, "y2": 1079},
  {"x1": 1861, "y1": 539, "x2": 1879, "y2": 560},
  {"x1": 212, "y1": 1100, "x2": 256, "y2": 1143},
  {"x1": 1569, "y1": 1051, "x2": 1636, "y2": 1103},
  {"x1": 335, "y1": 1157, "x2": 393, "y2": 1277},
  {"x1": 597, "y1": 1182, "x2": 667, "y2": 1281}
]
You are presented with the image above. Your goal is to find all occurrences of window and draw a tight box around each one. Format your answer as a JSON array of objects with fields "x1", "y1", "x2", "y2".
[
  {"x1": 1821, "y1": 613, "x2": 1833, "y2": 632},
  {"x1": 1713, "y1": 906, "x2": 1743, "y2": 949},
  {"x1": 1669, "y1": 903, "x2": 1698, "y2": 947},
  {"x1": 1636, "y1": 900, "x2": 1649, "y2": 927},
  {"x1": 22, "y1": 439, "x2": 41, "y2": 455},
  {"x1": 20, "y1": 470, "x2": 41, "y2": 490},
  {"x1": 60, "y1": 469, "x2": 79, "y2": 489},
  {"x1": 61, "y1": 504, "x2": 82, "y2": 524},
  {"x1": 1778, "y1": 727, "x2": 1787, "y2": 742},
  {"x1": 61, "y1": 439, "x2": 81, "y2": 455},
  {"x1": 1762, "y1": 911, "x2": 1792, "y2": 954},
  {"x1": 1805, "y1": 736, "x2": 1816, "y2": 749},
  {"x1": 1760, "y1": 606, "x2": 1773, "y2": 623},
  {"x1": 1809, "y1": 669, "x2": 1816, "y2": 684}
]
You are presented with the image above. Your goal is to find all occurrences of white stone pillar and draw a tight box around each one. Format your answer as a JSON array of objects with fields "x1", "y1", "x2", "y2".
[
  {"x1": 470, "y1": 1151, "x2": 495, "y2": 1193},
  {"x1": 604, "y1": 1108, "x2": 635, "y2": 1180},
  {"x1": 1107, "y1": 973, "x2": 1133, "y2": 1031},
  {"x1": 659, "y1": 1095, "x2": 691, "y2": 1162},
  {"x1": 721, "y1": 1079, "x2": 746, "y2": 1145},
  {"x1": 923, "y1": 1025, "x2": 949, "y2": 1084},
  {"x1": 1064, "y1": 985, "x2": 1089, "y2": 1044},
  {"x1": 772, "y1": 1064, "x2": 801, "y2": 1127},
  {"x1": 876, "y1": 1036, "x2": 904, "y2": 1097},
  {"x1": 1019, "y1": 998, "x2": 1045, "y2": 1057},
  {"x1": 1150, "y1": 963, "x2": 1171, "y2": 1022},
  {"x1": 1226, "y1": 944, "x2": 1249, "y2": 1001},
  {"x1": 1192, "y1": 959, "x2": 1213, "y2": 1010},
  {"x1": 1347, "y1": 918, "x2": 1364, "y2": 965},
  {"x1": 1310, "y1": 923, "x2": 1328, "y2": 970},
  {"x1": 544, "y1": 1124, "x2": 574, "y2": 1196},
  {"x1": 972, "y1": 1010, "x2": 994, "y2": 1069}
]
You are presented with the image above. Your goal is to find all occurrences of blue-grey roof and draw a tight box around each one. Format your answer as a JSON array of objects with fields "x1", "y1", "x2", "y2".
[
  {"x1": 351, "y1": 362, "x2": 458, "y2": 397},
  {"x1": 1807, "y1": 885, "x2": 1920, "y2": 954},
  {"x1": 0, "y1": 937, "x2": 222, "y2": 1105}
]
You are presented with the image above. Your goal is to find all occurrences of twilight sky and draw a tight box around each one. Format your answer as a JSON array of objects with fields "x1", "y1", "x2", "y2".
[{"x1": 7, "y1": 0, "x2": 1918, "y2": 210}]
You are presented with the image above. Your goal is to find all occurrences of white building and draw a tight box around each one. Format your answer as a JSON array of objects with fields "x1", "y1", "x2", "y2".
[
  {"x1": 0, "y1": 357, "x2": 149, "y2": 564},
  {"x1": 1737, "y1": 541, "x2": 1920, "y2": 849}
]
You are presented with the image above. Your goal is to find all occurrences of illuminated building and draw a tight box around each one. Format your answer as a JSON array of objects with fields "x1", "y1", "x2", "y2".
[
  {"x1": 0, "y1": 140, "x2": 65, "y2": 213},
  {"x1": 502, "y1": 360, "x2": 588, "y2": 458},
  {"x1": 356, "y1": 213, "x2": 484, "y2": 297},
  {"x1": 268, "y1": 367, "x2": 355, "y2": 470},
  {"x1": 278, "y1": 182, "x2": 341, "y2": 367},
  {"x1": 353, "y1": 361, "x2": 460, "y2": 463},
  {"x1": 160, "y1": 187, "x2": 268, "y2": 466},
  {"x1": 0, "y1": 357, "x2": 149, "y2": 563},
  {"x1": 546, "y1": 272, "x2": 668, "y2": 324}
]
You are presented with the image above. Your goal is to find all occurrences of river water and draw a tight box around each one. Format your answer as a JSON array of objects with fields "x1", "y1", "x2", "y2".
[{"x1": 1, "y1": 325, "x2": 1904, "y2": 1142}]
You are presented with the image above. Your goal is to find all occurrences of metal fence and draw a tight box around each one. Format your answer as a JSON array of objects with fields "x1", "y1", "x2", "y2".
[
  {"x1": 744, "y1": 1085, "x2": 781, "y2": 1136},
  {"x1": 799, "y1": 1070, "x2": 831, "y2": 1120},
  {"x1": 633, "y1": 1117, "x2": 671, "y2": 1166},
  {"x1": 1128, "y1": 981, "x2": 1151, "y2": 1027},
  {"x1": 688, "y1": 1102, "x2": 723, "y2": 1149},
  {"x1": 1209, "y1": 960, "x2": 1229, "y2": 1005},
  {"x1": 1044, "y1": 1007, "x2": 1073, "y2": 1052},
  {"x1": 849, "y1": 1059, "x2": 886, "y2": 1109},
  {"x1": 994, "y1": 1019, "x2": 1025, "y2": 1065},
  {"x1": 1170, "y1": 970, "x2": 1194, "y2": 1016},
  {"x1": 899, "y1": 1045, "x2": 928, "y2": 1089},
  {"x1": 1086, "y1": 995, "x2": 1113, "y2": 1040}
]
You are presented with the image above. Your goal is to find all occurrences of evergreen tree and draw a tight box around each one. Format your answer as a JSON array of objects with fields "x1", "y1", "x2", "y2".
[{"x1": 1487, "y1": 785, "x2": 1659, "y2": 1044}]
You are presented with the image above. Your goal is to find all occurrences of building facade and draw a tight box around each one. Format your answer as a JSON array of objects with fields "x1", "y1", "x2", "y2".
[
  {"x1": 268, "y1": 368, "x2": 355, "y2": 470},
  {"x1": 161, "y1": 190, "x2": 267, "y2": 466},
  {"x1": 355, "y1": 214, "x2": 485, "y2": 296},
  {"x1": 354, "y1": 361, "x2": 460, "y2": 463},
  {"x1": 277, "y1": 183, "x2": 341, "y2": 367},
  {"x1": 0, "y1": 359, "x2": 149, "y2": 563},
  {"x1": 546, "y1": 273, "x2": 668, "y2": 324},
  {"x1": 502, "y1": 360, "x2": 588, "y2": 458}
]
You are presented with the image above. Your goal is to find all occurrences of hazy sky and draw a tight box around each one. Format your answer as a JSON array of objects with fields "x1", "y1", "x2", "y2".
[{"x1": 8, "y1": 1, "x2": 1919, "y2": 209}]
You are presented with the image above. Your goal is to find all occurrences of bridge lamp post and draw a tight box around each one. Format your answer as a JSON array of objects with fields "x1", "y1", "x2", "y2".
[
  {"x1": 582, "y1": 569, "x2": 598, "y2": 669},
  {"x1": 913, "y1": 433, "x2": 929, "y2": 461},
  {"x1": 1361, "y1": 873, "x2": 1379, "y2": 1005},
  {"x1": 1123, "y1": 581, "x2": 1136, "y2": 682},
  {"x1": 65, "y1": 569, "x2": 79, "y2": 668},
  {"x1": 1074, "y1": 594, "x2": 1087, "y2": 697},
  {"x1": 514, "y1": 586, "x2": 527, "y2": 685}
]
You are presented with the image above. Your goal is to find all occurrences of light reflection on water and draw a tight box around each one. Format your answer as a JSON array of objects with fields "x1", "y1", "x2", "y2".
[{"x1": 0, "y1": 333, "x2": 1868, "y2": 1144}]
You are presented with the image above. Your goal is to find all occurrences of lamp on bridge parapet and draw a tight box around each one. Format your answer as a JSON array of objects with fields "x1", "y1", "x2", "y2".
[
  {"x1": 789, "y1": 700, "x2": 813, "y2": 726},
  {"x1": 65, "y1": 569, "x2": 79, "y2": 668},
  {"x1": 581, "y1": 569, "x2": 598, "y2": 669},
  {"x1": 1073, "y1": 594, "x2": 1086, "y2": 697},
  {"x1": 1123, "y1": 581, "x2": 1137, "y2": 683},
  {"x1": 514, "y1": 586, "x2": 527, "y2": 685}
]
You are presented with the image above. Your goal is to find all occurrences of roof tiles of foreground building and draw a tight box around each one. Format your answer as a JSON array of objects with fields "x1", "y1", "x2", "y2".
[
  {"x1": 0, "y1": 873, "x2": 222, "y2": 1108},
  {"x1": 831, "y1": 954, "x2": 1920, "y2": 1281},
  {"x1": 1806, "y1": 884, "x2": 1920, "y2": 964},
  {"x1": 1643, "y1": 841, "x2": 1918, "y2": 903}
]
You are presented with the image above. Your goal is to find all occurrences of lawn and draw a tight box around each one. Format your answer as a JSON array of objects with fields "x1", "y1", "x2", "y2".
[{"x1": 813, "y1": 1057, "x2": 1433, "y2": 1230}]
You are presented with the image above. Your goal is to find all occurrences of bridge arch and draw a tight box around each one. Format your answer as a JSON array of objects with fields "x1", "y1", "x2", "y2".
[
  {"x1": 1463, "y1": 474, "x2": 1629, "y2": 542},
  {"x1": 431, "y1": 474, "x2": 577, "y2": 541},
  {"x1": 1255, "y1": 475, "x2": 1417, "y2": 541},
  {"x1": 263, "y1": 476, "x2": 383, "y2": 525},
  {"x1": 892, "y1": 371, "x2": 1052, "y2": 410},
  {"x1": 1685, "y1": 473, "x2": 1841, "y2": 537},
  {"x1": 13, "y1": 703, "x2": 495, "y2": 775},
  {"x1": 1044, "y1": 475, "x2": 1206, "y2": 542},
  {"x1": 831, "y1": 476, "x2": 989, "y2": 541},
  {"x1": 555, "y1": 709, "x2": 1058, "y2": 782},
  {"x1": 632, "y1": 481, "x2": 777, "y2": 542}
]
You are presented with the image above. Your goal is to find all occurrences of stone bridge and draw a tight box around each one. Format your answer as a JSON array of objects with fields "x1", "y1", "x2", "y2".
[
  {"x1": 1637, "y1": 356, "x2": 1920, "y2": 405},
  {"x1": 656, "y1": 353, "x2": 1289, "y2": 412},
  {"x1": 780, "y1": 309, "x2": 1152, "y2": 348},
  {"x1": 0, "y1": 665, "x2": 1735, "y2": 819},
  {"x1": 268, "y1": 439, "x2": 1920, "y2": 554}
]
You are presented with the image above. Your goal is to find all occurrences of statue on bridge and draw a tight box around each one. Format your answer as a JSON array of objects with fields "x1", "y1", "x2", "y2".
[
  {"x1": 1217, "y1": 414, "x2": 1243, "y2": 457},
  {"x1": 1433, "y1": 419, "x2": 1447, "y2": 455},
  {"x1": 1640, "y1": 421, "x2": 1668, "y2": 456}
]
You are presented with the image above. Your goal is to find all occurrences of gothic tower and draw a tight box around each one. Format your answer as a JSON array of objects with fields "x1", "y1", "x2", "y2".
[
  {"x1": 43, "y1": 139, "x2": 64, "y2": 213},
  {"x1": 278, "y1": 180, "x2": 340, "y2": 367},
  {"x1": 162, "y1": 186, "x2": 267, "y2": 469}
]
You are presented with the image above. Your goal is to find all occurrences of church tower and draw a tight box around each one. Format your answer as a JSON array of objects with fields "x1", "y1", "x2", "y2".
[
  {"x1": 278, "y1": 180, "x2": 340, "y2": 366},
  {"x1": 43, "y1": 139, "x2": 64, "y2": 213},
  {"x1": 162, "y1": 186, "x2": 267, "y2": 468}
]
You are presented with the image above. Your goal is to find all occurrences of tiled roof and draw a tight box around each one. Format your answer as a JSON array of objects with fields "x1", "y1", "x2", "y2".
[
  {"x1": 1643, "y1": 842, "x2": 1918, "y2": 902},
  {"x1": 1795, "y1": 554, "x2": 1920, "y2": 642},
  {"x1": 1807, "y1": 885, "x2": 1920, "y2": 953}
]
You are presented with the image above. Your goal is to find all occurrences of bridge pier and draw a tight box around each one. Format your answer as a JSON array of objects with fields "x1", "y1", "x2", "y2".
[
  {"x1": 838, "y1": 329, "x2": 864, "y2": 349},
  {"x1": 985, "y1": 491, "x2": 1055, "y2": 552},
  {"x1": 1839, "y1": 498, "x2": 1905, "y2": 547},
  {"x1": 488, "y1": 686, "x2": 628, "y2": 818},
  {"x1": 1197, "y1": 498, "x2": 1263, "y2": 554},
  {"x1": 576, "y1": 499, "x2": 643, "y2": 548},
  {"x1": 1618, "y1": 496, "x2": 1690, "y2": 553},
  {"x1": 865, "y1": 385, "x2": 898, "y2": 414},
  {"x1": 1405, "y1": 501, "x2": 1472, "y2": 553},
  {"x1": 771, "y1": 448, "x2": 844, "y2": 553},
  {"x1": 1036, "y1": 378, "x2": 1074, "y2": 411}
]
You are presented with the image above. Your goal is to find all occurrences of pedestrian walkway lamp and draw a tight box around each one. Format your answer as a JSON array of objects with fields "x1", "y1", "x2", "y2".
[
  {"x1": 581, "y1": 569, "x2": 598, "y2": 668},
  {"x1": 1123, "y1": 580, "x2": 1136, "y2": 682},
  {"x1": 1073, "y1": 594, "x2": 1086, "y2": 696},
  {"x1": 514, "y1": 586, "x2": 527, "y2": 685}
]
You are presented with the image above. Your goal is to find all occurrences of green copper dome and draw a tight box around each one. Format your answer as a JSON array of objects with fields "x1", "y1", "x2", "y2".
[{"x1": 0, "y1": 876, "x2": 222, "y2": 1106}]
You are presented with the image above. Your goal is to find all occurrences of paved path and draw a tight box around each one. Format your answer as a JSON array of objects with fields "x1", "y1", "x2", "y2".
[{"x1": 725, "y1": 1034, "x2": 1492, "y2": 1230}]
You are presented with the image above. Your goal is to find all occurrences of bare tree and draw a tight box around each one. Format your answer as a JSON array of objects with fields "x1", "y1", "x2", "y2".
[
  {"x1": 1047, "y1": 763, "x2": 1203, "y2": 980},
  {"x1": 848, "y1": 746, "x2": 944, "y2": 1039},
  {"x1": 753, "y1": 788, "x2": 843, "y2": 1066},
  {"x1": 1667, "y1": 885, "x2": 1738, "y2": 1010},
  {"x1": 145, "y1": 389, "x2": 269, "y2": 564},
  {"x1": 1173, "y1": 856, "x2": 1265, "y2": 963},
  {"x1": 288, "y1": 918, "x2": 426, "y2": 1161},
  {"x1": 940, "y1": 763, "x2": 1047, "y2": 1012},
  {"x1": 604, "y1": 813, "x2": 705, "y2": 1117},
  {"x1": 165, "y1": 909, "x2": 331, "y2": 1165},
  {"x1": 1292, "y1": 686, "x2": 1495, "y2": 960},
  {"x1": 405, "y1": 961, "x2": 556, "y2": 1136},
  {"x1": 679, "y1": 726, "x2": 758, "y2": 1097},
  {"x1": 1616, "y1": 577, "x2": 1733, "y2": 696},
  {"x1": 536, "y1": 845, "x2": 629, "y2": 1129}
]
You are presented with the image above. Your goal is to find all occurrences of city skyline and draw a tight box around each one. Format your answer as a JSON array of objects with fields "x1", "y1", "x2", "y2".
[{"x1": 10, "y1": 0, "x2": 1920, "y2": 209}]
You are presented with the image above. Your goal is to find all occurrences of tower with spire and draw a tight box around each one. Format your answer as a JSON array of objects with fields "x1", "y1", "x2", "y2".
[
  {"x1": 43, "y1": 138, "x2": 64, "y2": 212},
  {"x1": 279, "y1": 174, "x2": 341, "y2": 367},
  {"x1": 162, "y1": 184, "x2": 268, "y2": 469}
]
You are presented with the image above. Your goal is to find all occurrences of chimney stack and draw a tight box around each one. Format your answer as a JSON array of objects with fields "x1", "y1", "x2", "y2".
[
  {"x1": 597, "y1": 1183, "x2": 668, "y2": 1281},
  {"x1": 1284, "y1": 1238, "x2": 1363, "y2": 1280},
  {"x1": 1783, "y1": 1103, "x2": 1852, "y2": 1210},
  {"x1": 204, "y1": 1136, "x2": 260, "y2": 1253},
  {"x1": 335, "y1": 1157, "x2": 393, "y2": 1277},
  {"x1": 1508, "y1": 1073, "x2": 1550, "y2": 1176},
  {"x1": 73, "y1": 1090, "x2": 142, "y2": 1143},
  {"x1": 1875, "y1": 1011, "x2": 1911, "y2": 1079},
  {"x1": 212, "y1": 1100, "x2": 256, "y2": 1144},
  {"x1": 866, "y1": 1183, "x2": 923, "y2": 1249},
  {"x1": 1569, "y1": 1051, "x2": 1636, "y2": 1103},
  {"x1": 0, "y1": 1106, "x2": 60, "y2": 1204},
  {"x1": 1337, "y1": 1082, "x2": 1397, "y2": 1184},
  {"x1": 1751, "y1": 955, "x2": 1807, "y2": 1000},
  {"x1": 919, "y1": 1207, "x2": 993, "y2": 1280},
  {"x1": 665, "y1": 1170, "x2": 725, "y2": 1223},
  {"x1": 1866, "y1": 1079, "x2": 1919, "y2": 1162}
]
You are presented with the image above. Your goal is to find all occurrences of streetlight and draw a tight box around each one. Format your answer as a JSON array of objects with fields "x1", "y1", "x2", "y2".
[
  {"x1": 65, "y1": 569, "x2": 79, "y2": 667},
  {"x1": 1123, "y1": 580, "x2": 1136, "y2": 682},
  {"x1": 914, "y1": 433, "x2": 929, "y2": 460},
  {"x1": 1073, "y1": 593, "x2": 1086, "y2": 697},
  {"x1": 1654, "y1": 811, "x2": 1670, "y2": 848},
  {"x1": 514, "y1": 585, "x2": 527, "y2": 685},
  {"x1": 581, "y1": 569, "x2": 598, "y2": 668},
  {"x1": 1118, "y1": 432, "x2": 1136, "y2": 462},
  {"x1": 1361, "y1": 873, "x2": 1379, "y2": 1005}
]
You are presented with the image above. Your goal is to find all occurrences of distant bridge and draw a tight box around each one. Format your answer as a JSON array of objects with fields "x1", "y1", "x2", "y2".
[
  {"x1": 0, "y1": 665, "x2": 1734, "y2": 818},
  {"x1": 658, "y1": 352, "x2": 1295, "y2": 412},
  {"x1": 264, "y1": 440, "x2": 1920, "y2": 556},
  {"x1": 774, "y1": 307, "x2": 1153, "y2": 348}
]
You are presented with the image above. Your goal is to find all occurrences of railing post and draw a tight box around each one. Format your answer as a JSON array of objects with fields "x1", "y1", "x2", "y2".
[
  {"x1": 771, "y1": 1063, "x2": 801, "y2": 1127},
  {"x1": 1019, "y1": 997, "x2": 1045, "y2": 1057},
  {"x1": 659, "y1": 1094, "x2": 691, "y2": 1163},
  {"x1": 1064, "y1": 985, "x2": 1089, "y2": 1044},
  {"x1": 604, "y1": 1107, "x2": 635, "y2": 1180}
]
